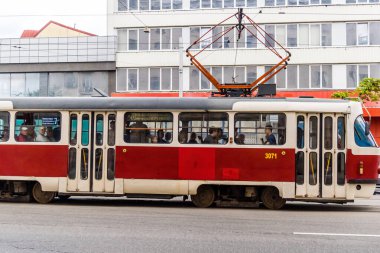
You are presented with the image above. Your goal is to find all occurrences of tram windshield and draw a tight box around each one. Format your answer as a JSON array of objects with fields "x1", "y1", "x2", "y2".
[{"x1": 354, "y1": 116, "x2": 377, "y2": 147}]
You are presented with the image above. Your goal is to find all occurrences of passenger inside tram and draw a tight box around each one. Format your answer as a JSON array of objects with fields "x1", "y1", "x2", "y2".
[
  {"x1": 188, "y1": 132, "x2": 198, "y2": 144},
  {"x1": 0, "y1": 126, "x2": 9, "y2": 142},
  {"x1": 261, "y1": 124, "x2": 277, "y2": 145}
]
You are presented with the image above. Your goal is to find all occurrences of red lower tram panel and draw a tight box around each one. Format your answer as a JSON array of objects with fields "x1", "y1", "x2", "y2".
[
  {"x1": 115, "y1": 146, "x2": 295, "y2": 182},
  {"x1": 0, "y1": 145, "x2": 68, "y2": 177}
]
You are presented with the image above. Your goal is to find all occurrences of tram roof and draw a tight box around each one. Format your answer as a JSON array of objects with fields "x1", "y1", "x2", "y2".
[{"x1": 0, "y1": 97, "x2": 353, "y2": 112}]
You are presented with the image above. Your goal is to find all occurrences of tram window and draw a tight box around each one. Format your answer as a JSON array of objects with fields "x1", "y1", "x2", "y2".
[
  {"x1": 80, "y1": 148, "x2": 89, "y2": 180},
  {"x1": 354, "y1": 116, "x2": 377, "y2": 147},
  {"x1": 0, "y1": 112, "x2": 10, "y2": 142},
  {"x1": 309, "y1": 116, "x2": 318, "y2": 149},
  {"x1": 337, "y1": 117, "x2": 345, "y2": 150},
  {"x1": 108, "y1": 114, "x2": 116, "y2": 146},
  {"x1": 68, "y1": 148, "x2": 76, "y2": 180},
  {"x1": 81, "y1": 114, "x2": 90, "y2": 146},
  {"x1": 296, "y1": 116, "x2": 304, "y2": 149},
  {"x1": 296, "y1": 151, "x2": 304, "y2": 185},
  {"x1": 309, "y1": 152, "x2": 318, "y2": 185},
  {"x1": 178, "y1": 112, "x2": 228, "y2": 144},
  {"x1": 107, "y1": 148, "x2": 115, "y2": 180},
  {"x1": 124, "y1": 112, "x2": 173, "y2": 144},
  {"x1": 234, "y1": 113, "x2": 286, "y2": 145},
  {"x1": 324, "y1": 152, "x2": 333, "y2": 186},
  {"x1": 95, "y1": 115, "x2": 104, "y2": 146},
  {"x1": 324, "y1": 117, "x2": 333, "y2": 150},
  {"x1": 15, "y1": 112, "x2": 61, "y2": 142},
  {"x1": 69, "y1": 114, "x2": 78, "y2": 145},
  {"x1": 337, "y1": 152, "x2": 346, "y2": 186},
  {"x1": 95, "y1": 148, "x2": 103, "y2": 180}
]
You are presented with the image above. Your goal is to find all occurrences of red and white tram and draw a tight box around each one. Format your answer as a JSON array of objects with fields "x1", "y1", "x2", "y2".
[{"x1": 0, "y1": 97, "x2": 378, "y2": 209}]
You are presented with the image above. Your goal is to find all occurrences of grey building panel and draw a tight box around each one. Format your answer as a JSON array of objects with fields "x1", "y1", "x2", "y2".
[{"x1": 0, "y1": 62, "x2": 116, "y2": 73}]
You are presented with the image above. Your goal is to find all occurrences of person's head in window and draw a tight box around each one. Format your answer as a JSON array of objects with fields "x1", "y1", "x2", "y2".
[
  {"x1": 236, "y1": 133, "x2": 245, "y2": 145},
  {"x1": 179, "y1": 130, "x2": 187, "y2": 144},
  {"x1": 188, "y1": 132, "x2": 198, "y2": 144},
  {"x1": 1, "y1": 126, "x2": 9, "y2": 142},
  {"x1": 17, "y1": 126, "x2": 29, "y2": 142},
  {"x1": 157, "y1": 129, "x2": 166, "y2": 143},
  {"x1": 262, "y1": 124, "x2": 276, "y2": 145},
  {"x1": 46, "y1": 127, "x2": 54, "y2": 141},
  {"x1": 204, "y1": 127, "x2": 218, "y2": 144},
  {"x1": 27, "y1": 125, "x2": 35, "y2": 141},
  {"x1": 39, "y1": 126, "x2": 47, "y2": 136},
  {"x1": 164, "y1": 132, "x2": 172, "y2": 143}
]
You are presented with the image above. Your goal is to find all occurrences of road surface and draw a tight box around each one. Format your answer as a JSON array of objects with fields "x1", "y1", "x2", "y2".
[{"x1": 0, "y1": 197, "x2": 379, "y2": 253}]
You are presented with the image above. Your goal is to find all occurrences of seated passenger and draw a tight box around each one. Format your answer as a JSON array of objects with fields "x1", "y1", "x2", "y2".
[
  {"x1": 46, "y1": 127, "x2": 55, "y2": 142},
  {"x1": 188, "y1": 132, "x2": 198, "y2": 144},
  {"x1": 157, "y1": 129, "x2": 166, "y2": 143},
  {"x1": 235, "y1": 133, "x2": 245, "y2": 145},
  {"x1": 203, "y1": 127, "x2": 218, "y2": 144},
  {"x1": 178, "y1": 130, "x2": 188, "y2": 144},
  {"x1": 27, "y1": 126, "x2": 35, "y2": 142},
  {"x1": 0, "y1": 126, "x2": 9, "y2": 142},
  {"x1": 16, "y1": 126, "x2": 29, "y2": 142},
  {"x1": 151, "y1": 135, "x2": 158, "y2": 143},
  {"x1": 164, "y1": 132, "x2": 172, "y2": 143},
  {"x1": 261, "y1": 124, "x2": 276, "y2": 145},
  {"x1": 129, "y1": 121, "x2": 149, "y2": 143},
  {"x1": 53, "y1": 126, "x2": 61, "y2": 141},
  {"x1": 36, "y1": 126, "x2": 49, "y2": 142}
]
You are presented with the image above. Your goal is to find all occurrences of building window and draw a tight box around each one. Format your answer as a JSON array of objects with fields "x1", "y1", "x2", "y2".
[
  {"x1": 128, "y1": 69, "x2": 138, "y2": 90},
  {"x1": 190, "y1": 0, "x2": 200, "y2": 8},
  {"x1": 287, "y1": 24, "x2": 297, "y2": 47},
  {"x1": 151, "y1": 0, "x2": 161, "y2": 10},
  {"x1": 173, "y1": 0, "x2": 183, "y2": 9},
  {"x1": 357, "y1": 23, "x2": 368, "y2": 45},
  {"x1": 117, "y1": 68, "x2": 180, "y2": 91},
  {"x1": 212, "y1": 0, "x2": 223, "y2": 7},
  {"x1": 346, "y1": 23, "x2": 357, "y2": 46},
  {"x1": 140, "y1": 0, "x2": 149, "y2": 10},
  {"x1": 128, "y1": 30, "x2": 138, "y2": 50},
  {"x1": 369, "y1": 22, "x2": 380, "y2": 45},
  {"x1": 129, "y1": 0, "x2": 138, "y2": 10},
  {"x1": 321, "y1": 24, "x2": 332, "y2": 46},
  {"x1": 347, "y1": 65, "x2": 358, "y2": 88},
  {"x1": 118, "y1": 0, "x2": 128, "y2": 11}
]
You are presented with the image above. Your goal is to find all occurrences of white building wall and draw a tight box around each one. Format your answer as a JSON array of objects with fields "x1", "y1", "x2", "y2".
[{"x1": 107, "y1": 1, "x2": 380, "y2": 92}]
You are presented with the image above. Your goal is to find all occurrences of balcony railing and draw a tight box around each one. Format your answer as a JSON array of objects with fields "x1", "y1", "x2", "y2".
[{"x1": 0, "y1": 36, "x2": 116, "y2": 64}]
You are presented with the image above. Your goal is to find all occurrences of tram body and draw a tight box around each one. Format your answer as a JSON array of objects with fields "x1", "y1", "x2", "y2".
[{"x1": 0, "y1": 97, "x2": 378, "y2": 209}]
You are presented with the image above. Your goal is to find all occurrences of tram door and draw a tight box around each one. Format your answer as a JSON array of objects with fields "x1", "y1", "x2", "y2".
[
  {"x1": 67, "y1": 112, "x2": 116, "y2": 193},
  {"x1": 295, "y1": 114, "x2": 346, "y2": 198}
]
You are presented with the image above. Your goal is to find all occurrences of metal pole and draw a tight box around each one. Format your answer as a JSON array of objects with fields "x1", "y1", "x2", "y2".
[{"x1": 179, "y1": 37, "x2": 183, "y2": 98}]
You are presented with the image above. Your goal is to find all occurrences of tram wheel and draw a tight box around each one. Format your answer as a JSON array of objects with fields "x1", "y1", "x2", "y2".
[
  {"x1": 191, "y1": 185, "x2": 215, "y2": 208},
  {"x1": 261, "y1": 187, "x2": 286, "y2": 210},
  {"x1": 32, "y1": 182, "x2": 55, "y2": 204}
]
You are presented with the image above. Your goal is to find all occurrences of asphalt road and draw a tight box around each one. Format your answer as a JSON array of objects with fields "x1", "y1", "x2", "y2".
[{"x1": 0, "y1": 197, "x2": 380, "y2": 253}]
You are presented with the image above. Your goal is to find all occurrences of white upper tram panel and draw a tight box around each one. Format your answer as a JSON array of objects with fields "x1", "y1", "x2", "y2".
[{"x1": 0, "y1": 97, "x2": 358, "y2": 114}]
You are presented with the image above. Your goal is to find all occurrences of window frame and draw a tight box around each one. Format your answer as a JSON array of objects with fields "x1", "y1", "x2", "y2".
[
  {"x1": 124, "y1": 112, "x2": 174, "y2": 144},
  {"x1": 0, "y1": 111, "x2": 10, "y2": 143},
  {"x1": 14, "y1": 111, "x2": 62, "y2": 143},
  {"x1": 178, "y1": 112, "x2": 229, "y2": 145},
  {"x1": 234, "y1": 112, "x2": 287, "y2": 146}
]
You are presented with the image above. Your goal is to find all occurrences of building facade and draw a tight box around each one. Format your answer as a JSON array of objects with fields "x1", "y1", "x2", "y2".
[
  {"x1": 107, "y1": 0, "x2": 380, "y2": 142},
  {"x1": 0, "y1": 22, "x2": 117, "y2": 97}
]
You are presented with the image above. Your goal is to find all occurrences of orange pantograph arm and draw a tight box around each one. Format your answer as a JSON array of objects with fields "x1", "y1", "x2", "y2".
[{"x1": 186, "y1": 9, "x2": 291, "y2": 95}]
